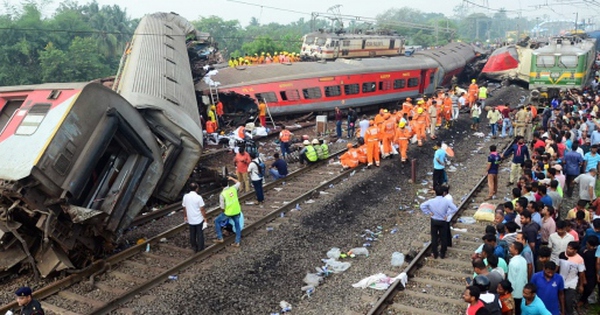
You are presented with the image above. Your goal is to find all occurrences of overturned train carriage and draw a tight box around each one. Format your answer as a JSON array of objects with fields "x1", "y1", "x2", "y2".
[
  {"x1": 114, "y1": 12, "x2": 204, "y2": 202},
  {"x1": 0, "y1": 12, "x2": 204, "y2": 277},
  {"x1": 0, "y1": 83, "x2": 163, "y2": 276},
  {"x1": 199, "y1": 42, "x2": 479, "y2": 116}
]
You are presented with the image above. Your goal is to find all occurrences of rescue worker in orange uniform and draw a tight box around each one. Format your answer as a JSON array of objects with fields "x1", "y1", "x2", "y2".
[
  {"x1": 442, "y1": 93, "x2": 453, "y2": 129},
  {"x1": 381, "y1": 113, "x2": 396, "y2": 158},
  {"x1": 374, "y1": 109, "x2": 386, "y2": 125},
  {"x1": 413, "y1": 107, "x2": 430, "y2": 147},
  {"x1": 396, "y1": 120, "x2": 413, "y2": 162},
  {"x1": 401, "y1": 98, "x2": 413, "y2": 119},
  {"x1": 435, "y1": 96, "x2": 443, "y2": 127},
  {"x1": 467, "y1": 79, "x2": 478, "y2": 108},
  {"x1": 206, "y1": 120, "x2": 217, "y2": 134},
  {"x1": 364, "y1": 120, "x2": 380, "y2": 168},
  {"x1": 340, "y1": 143, "x2": 360, "y2": 169},
  {"x1": 356, "y1": 138, "x2": 368, "y2": 165},
  {"x1": 216, "y1": 100, "x2": 224, "y2": 129},
  {"x1": 257, "y1": 100, "x2": 267, "y2": 127}
]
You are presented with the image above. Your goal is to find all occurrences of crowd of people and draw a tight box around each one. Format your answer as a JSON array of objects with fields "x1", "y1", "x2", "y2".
[
  {"x1": 420, "y1": 86, "x2": 600, "y2": 315},
  {"x1": 228, "y1": 51, "x2": 302, "y2": 67}
]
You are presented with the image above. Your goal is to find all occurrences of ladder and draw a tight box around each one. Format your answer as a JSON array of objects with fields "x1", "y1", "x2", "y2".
[
  {"x1": 208, "y1": 84, "x2": 219, "y2": 105},
  {"x1": 254, "y1": 100, "x2": 277, "y2": 129}
]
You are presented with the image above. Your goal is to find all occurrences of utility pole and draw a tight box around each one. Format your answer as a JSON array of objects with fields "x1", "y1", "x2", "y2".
[{"x1": 574, "y1": 12, "x2": 578, "y2": 33}]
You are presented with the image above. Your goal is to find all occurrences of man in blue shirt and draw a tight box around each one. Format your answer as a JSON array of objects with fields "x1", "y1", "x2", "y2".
[
  {"x1": 432, "y1": 141, "x2": 448, "y2": 189},
  {"x1": 420, "y1": 185, "x2": 458, "y2": 259},
  {"x1": 486, "y1": 145, "x2": 501, "y2": 200},
  {"x1": 269, "y1": 153, "x2": 288, "y2": 179},
  {"x1": 583, "y1": 144, "x2": 600, "y2": 172},
  {"x1": 503, "y1": 136, "x2": 530, "y2": 185},
  {"x1": 521, "y1": 283, "x2": 553, "y2": 315},
  {"x1": 564, "y1": 142, "x2": 584, "y2": 197},
  {"x1": 530, "y1": 261, "x2": 565, "y2": 315}
]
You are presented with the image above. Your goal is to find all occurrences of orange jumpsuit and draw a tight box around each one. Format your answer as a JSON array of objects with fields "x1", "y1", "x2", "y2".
[
  {"x1": 357, "y1": 145, "x2": 368, "y2": 164},
  {"x1": 340, "y1": 148, "x2": 360, "y2": 169},
  {"x1": 258, "y1": 102, "x2": 267, "y2": 127},
  {"x1": 365, "y1": 125, "x2": 381, "y2": 166},
  {"x1": 396, "y1": 127, "x2": 413, "y2": 162},
  {"x1": 435, "y1": 99, "x2": 443, "y2": 126},
  {"x1": 468, "y1": 83, "x2": 479, "y2": 107},
  {"x1": 381, "y1": 118, "x2": 396, "y2": 157},
  {"x1": 412, "y1": 112, "x2": 430, "y2": 146},
  {"x1": 443, "y1": 97, "x2": 453, "y2": 124},
  {"x1": 206, "y1": 120, "x2": 217, "y2": 133},
  {"x1": 401, "y1": 102, "x2": 413, "y2": 119},
  {"x1": 374, "y1": 113, "x2": 385, "y2": 126}
]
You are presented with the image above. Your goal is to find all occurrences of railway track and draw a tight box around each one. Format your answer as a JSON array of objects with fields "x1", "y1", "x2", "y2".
[
  {"x1": 367, "y1": 137, "x2": 515, "y2": 315},
  {"x1": 0, "y1": 147, "x2": 352, "y2": 315}
]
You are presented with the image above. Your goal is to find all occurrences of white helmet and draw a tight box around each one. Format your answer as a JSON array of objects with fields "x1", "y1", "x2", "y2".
[
  {"x1": 303, "y1": 140, "x2": 310, "y2": 145},
  {"x1": 312, "y1": 139, "x2": 320, "y2": 145}
]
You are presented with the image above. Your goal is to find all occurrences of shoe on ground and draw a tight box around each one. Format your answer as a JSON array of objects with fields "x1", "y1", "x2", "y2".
[
  {"x1": 231, "y1": 243, "x2": 240, "y2": 247},
  {"x1": 507, "y1": 182, "x2": 514, "y2": 186},
  {"x1": 213, "y1": 239, "x2": 224, "y2": 244}
]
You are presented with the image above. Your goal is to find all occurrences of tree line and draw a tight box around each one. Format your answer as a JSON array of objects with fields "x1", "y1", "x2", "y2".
[{"x1": 0, "y1": 1, "x2": 535, "y2": 86}]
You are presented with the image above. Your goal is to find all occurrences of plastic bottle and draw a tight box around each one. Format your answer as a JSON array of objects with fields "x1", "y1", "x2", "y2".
[
  {"x1": 349, "y1": 247, "x2": 369, "y2": 257},
  {"x1": 391, "y1": 252, "x2": 405, "y2": 267}
]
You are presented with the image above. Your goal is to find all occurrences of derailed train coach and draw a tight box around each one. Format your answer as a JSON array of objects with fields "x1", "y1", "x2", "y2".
[
  {"x1": 198, "y1": 42, "x2": 483, "y2": 117},
  {"x1": 0, "y1": 12, "x2": 204, "y2": 277}
]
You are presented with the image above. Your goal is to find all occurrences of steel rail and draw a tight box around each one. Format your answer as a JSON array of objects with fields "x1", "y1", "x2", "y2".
[
  {"x1": 0, "y1": 147, "x2": 348, "y2": 314},
  {"x1": 87, "y1": 167, "x2": 354, "y2": 315},
  {"x1": 366, "y1": 138, "x2": 516, "y2": 315}
]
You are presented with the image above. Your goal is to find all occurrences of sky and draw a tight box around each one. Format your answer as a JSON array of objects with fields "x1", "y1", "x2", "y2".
[{"x1": 4, "y1": 0, "x2": 592, "y2": 26}]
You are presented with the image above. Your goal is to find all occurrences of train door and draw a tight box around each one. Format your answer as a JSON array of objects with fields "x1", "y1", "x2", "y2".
[
  {"x1": 333, "y1": 40, "x2": 339, "y2": 58},
  {"x1": 389, "y1": 39, "x2": 395, "y2": 50},
  {"x1": 418, "y1": 70, "x2": 428, "y2": 94}
]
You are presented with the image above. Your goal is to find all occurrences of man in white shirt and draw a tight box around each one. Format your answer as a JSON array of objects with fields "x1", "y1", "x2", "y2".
[
  {"x1": 182, "y1": 182, "x2": 207, "y2": 253},
  {"x1": 359, "y1": 115, "x2": 370, "y2": 139},
  {"x1": 548, "y1": 220, "x2": 575, "y2": 263}
]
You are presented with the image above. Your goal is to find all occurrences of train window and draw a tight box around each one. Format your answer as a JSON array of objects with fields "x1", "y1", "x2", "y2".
[
  {"x1": 408, "y1": 78, "x2": 419, "y2": 87},
  {"x1": 393, "y1": 79, "x2": 406, "y2": 89},
  {"x1": 15, "y1": 103, "x2": 51, "y2": 135},
  {"x1": 558, "y1": 55, "x2": 578, "y2": 68},
  {"x1": 344, "y1": 84, "x2": 360, "y2": 95},
  {"x1": 430, "y1": 75, "x2": 435, "y2": 84},
  {"x1": 255, "y1": 92, "x2": 278, "y2": 103},
  {"x1": 362, "y1": 82, "x2": 376, "y2": 93},
  {"x1": 303, "y1": 87, "x2": 322, "y2": 99},
  {"x1": 379, "y1": 80, "x2": 392, "y2": 91},
  {"x1": 343, "y1": 40, "x2": 350, "y2": 47},
  {"x1": 316, "y1": 37, "x2": 327, "y2": 46},
  {"x1": 0, "y1": 100, "x2": 23, "y2": 135},
  {"x1": 325, "y1": 86, "x2": 341, "y2": 97},
  {"x1": 280, "y1": 90, "x2": 300, "y2": 101},
  {"x1": 536, "y1": 55, "x2": 555, "y2": 68},
  {"x1": 304, "y1": 36, "x2": 315, "y2": 45}
]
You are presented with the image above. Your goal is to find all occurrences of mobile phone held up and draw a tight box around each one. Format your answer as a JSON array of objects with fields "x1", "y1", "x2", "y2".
[{"x1": 465, "y1": 277, "x2": 472, "y2": 285}]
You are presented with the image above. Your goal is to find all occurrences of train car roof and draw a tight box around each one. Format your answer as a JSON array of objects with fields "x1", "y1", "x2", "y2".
[
  {"x1": 304, "y1": 32, "x2": 401, "y2": 39},
  {"x1": 116, "y1": 12, "x2": 203, "y2": 144},
  {"x1": 0, "y1": 82, "x2": 88, "y2": 92},
  {"x1": 533, "y1": 39, "x2": 596, "y2": 55},
  {"x1": 198, "y1": 56, "x2": 439, "y2": 90}
]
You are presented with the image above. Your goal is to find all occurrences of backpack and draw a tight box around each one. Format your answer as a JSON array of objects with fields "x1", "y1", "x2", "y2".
[
  {"x1": 252, "y1": 159, "x2": 266, "y2": 178},
  {"x1": 481, "y1": 293, "x2": 501, "y2": 315}
]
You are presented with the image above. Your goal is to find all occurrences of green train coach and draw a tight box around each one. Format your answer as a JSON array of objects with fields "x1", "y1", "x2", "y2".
[{"x1": 529, "y1": 36, "x2": 596, "y2": 99}]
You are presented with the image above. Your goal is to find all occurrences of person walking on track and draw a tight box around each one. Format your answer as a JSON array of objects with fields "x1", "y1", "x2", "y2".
[{"x1": 214, "y1": 176, "x2": 243, "y2": 247}]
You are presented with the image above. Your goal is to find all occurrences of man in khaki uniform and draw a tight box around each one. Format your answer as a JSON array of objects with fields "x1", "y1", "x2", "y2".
[
  {"x1": 515, "y1": 106, "x2": 529, "y2": 138},
  {"x1": 427, "y1": 99, "x2": 438, "y2": 140}
]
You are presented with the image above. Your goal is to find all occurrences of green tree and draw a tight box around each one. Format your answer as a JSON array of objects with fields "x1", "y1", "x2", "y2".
[
  {"x1": 39, "y1": 42, "x2": 69, "y2": 82},
  {"x1": 63, "y1": 37, "x2": 111, "y2": 81}
]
